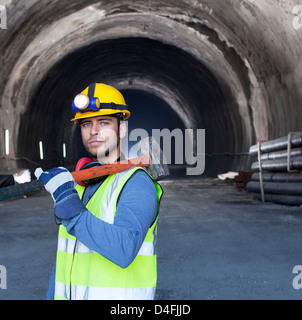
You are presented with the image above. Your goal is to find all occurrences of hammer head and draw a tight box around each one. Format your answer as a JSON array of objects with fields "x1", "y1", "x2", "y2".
[{"x1": 137, "y1": 136, "x2": 170, "y2": 181}]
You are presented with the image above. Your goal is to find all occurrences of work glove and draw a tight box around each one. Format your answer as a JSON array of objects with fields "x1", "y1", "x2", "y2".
[{"x1": 34, "y1": 167, "x2": 86, "y2": 223}]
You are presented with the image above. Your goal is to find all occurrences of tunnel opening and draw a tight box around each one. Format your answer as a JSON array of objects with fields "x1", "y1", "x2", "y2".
[
  {"x1": 17, "y1": 37, "x2": 247, "y2": 177},
  {"x1": 121, "y1": 89, "x2": 188, "y2": 176}
]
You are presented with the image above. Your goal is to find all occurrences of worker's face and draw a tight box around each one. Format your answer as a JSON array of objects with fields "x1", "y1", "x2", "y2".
[{"x1": 80, "y1": 115, "x2": 126, "y2": 163}]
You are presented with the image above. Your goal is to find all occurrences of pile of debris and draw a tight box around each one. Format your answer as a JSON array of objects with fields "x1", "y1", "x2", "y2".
[
  {"x1": 217, "y1": 171, "x2": 252, "y2": 191},
  {"x1": 246, "y1": 132, "x2": 302, "y2": 206}
]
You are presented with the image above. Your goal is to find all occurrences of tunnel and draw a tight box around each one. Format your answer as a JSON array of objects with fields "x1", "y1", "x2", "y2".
[{"x1": 1, "y1": 0, "x2": 302, "y2": 178}]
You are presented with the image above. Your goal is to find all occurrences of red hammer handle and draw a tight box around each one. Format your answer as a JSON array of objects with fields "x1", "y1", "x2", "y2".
[{"x1": 71, "y1": 155, "x2": 151, "y2": 183}]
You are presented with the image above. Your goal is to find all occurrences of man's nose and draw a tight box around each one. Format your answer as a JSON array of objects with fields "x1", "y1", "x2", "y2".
[{"x1": 90, "y1": 122, "x2": 100, "y2": 136}]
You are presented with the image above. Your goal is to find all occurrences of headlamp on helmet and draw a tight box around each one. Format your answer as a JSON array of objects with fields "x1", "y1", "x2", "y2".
[
  {"x1": 71, "y1": 83, "x2": 131, "y2": 122},
  {"x1": 72, "y1": 94, "x2": 101, "y2": 112}
]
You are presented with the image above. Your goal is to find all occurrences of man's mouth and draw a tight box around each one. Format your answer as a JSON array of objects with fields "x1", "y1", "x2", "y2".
[{"x1": 88, "y1": 139, "x2": 105, "y2": 146}]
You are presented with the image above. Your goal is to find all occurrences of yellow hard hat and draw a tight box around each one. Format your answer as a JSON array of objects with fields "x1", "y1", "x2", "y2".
[{"x1": 71, "y1": 83, "x2": 131, "y2": 122}]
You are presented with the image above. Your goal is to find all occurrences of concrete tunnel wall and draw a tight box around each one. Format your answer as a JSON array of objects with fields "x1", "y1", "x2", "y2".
[{"x1": 1, "y1": 0, "x2": 302, "y2": 177}]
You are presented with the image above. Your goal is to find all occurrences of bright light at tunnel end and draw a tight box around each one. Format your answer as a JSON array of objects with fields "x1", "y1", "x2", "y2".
[
  {"x1": 39, "y1": 141, "x2": 44, "y2": 160},
  {"x1": 5, "y1": 129, "x2": 9, "y2": 155}
]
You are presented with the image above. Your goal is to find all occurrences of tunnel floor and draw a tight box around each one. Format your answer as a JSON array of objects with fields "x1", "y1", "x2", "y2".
[{"x1": 0, "y1": 178, "x2": 302, "y2": 300}]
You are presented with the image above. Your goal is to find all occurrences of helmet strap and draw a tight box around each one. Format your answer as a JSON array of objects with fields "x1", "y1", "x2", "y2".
[{"x1": 88, "y1": 82, "x2": 96, "y2": 99}]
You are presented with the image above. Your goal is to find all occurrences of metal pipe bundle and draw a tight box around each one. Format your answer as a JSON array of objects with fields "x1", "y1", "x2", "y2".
[
  {"x1": 251, "y1": 156, "x2": 302, "y2": 172},
  {"x1": 252, "y1": 193, "x2": 302, "y2": 206},
  {"x1": 251, "y1": 172, "x2": 302, "y2": 183},
  {"x1": 247, "y1": 181, "x2": 302, "y2": 196},
  {"x1": 259, "y1": 147, "x2": 302, "y2": 161},
  {"x1": 249, "y1": 132, "x2": 302, "y2": 155},
  {"x1": 246, "y1": 132, "x2": 302, "y2": 206}
]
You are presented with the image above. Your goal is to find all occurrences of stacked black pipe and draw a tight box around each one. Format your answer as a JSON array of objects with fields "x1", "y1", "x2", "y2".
[{"x1": 246, "y1": 132, "x2": 302, "y2": 206}]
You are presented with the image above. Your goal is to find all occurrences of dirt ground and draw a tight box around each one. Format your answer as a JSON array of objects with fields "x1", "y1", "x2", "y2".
[{"x1": 0, "y1": 177, "x2": 302, "y2": 300}]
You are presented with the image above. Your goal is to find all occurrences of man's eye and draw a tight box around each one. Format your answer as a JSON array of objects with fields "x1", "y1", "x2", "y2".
[
  {"x1": 81, "y1": 122, "x2": 91, "y2": 127},
  {"x1": 101, "y1": 122, "x2": 109, "y2": 126}
]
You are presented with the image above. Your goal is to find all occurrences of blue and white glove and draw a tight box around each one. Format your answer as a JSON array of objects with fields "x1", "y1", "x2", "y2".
[{"x1": 34, "y1": 167, "x2": 86, "y2": 223}]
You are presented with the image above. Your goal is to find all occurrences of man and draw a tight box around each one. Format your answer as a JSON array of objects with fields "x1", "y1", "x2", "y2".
[{"x1": 35, "y1": 83, "x2": 163, "y2": 300}]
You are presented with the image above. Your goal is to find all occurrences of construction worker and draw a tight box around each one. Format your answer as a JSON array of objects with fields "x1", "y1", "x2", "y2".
[{"x1": 35, "y1": 83, "x2": 163, "y2": 300}]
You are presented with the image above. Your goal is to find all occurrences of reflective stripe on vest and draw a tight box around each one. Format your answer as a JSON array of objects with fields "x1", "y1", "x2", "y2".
[
  {"x1": 55, "y1": 283, "x2": 156, "y2": 300},
  {"x1": 54, "y1": 167, "x2": 163, "y2": 300},
  {"x1": 57, "y1": 237, "x2": 155, "y2": 256}
]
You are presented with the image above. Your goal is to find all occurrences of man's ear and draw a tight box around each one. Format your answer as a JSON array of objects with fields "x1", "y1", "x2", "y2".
[{"x1": 119, "y1": 122, "x2": 127, "y2": 140}]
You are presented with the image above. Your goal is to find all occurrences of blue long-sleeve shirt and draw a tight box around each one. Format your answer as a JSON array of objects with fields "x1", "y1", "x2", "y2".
[{"x1": 47, "y1": 170, "x2": 159, "y2": 300}]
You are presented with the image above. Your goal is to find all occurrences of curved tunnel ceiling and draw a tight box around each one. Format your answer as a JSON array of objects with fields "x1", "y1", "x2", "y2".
[
  {"x1": 18, "y1": 37, "x2": 238, "y2": 175},
  {"x1": 1, "y1": 0, "x2": 302, "y2": 176}
]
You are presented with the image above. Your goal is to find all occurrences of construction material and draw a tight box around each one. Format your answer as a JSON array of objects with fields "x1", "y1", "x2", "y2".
[
  {"x1": 218, "y1": 172, "x2": 239, "y2": 181},
  {"x1": 259, "y1": 147, "x2": 302, "y2": 161},
  {"x1": 257, "y1": 141, "x2": 265, "y2": 202},
  {"x1": 249, "y1": 132, "x2": 302, "y2": 155},
  {"x1": 247, "y1": 181, "x2": 302, "y2": 196},
  {"x1": 234, "y1": 171, "x2": 252, "y2": 190},
  {"x1": 251, "y1": 172, "x2": 302, "y2": 183},
  {"x1": 247, "y1": 132, "x2": 302, "y2": 206},
  {"x1": 251, "y1": 156, "x2": 302, "y2": 172},
  {"x1": 252, "y1": 193, "x2": 302, "y2": 206},
  {"x1": 0, "y1": 137, "x2": 170, "y2": 201},
  {"x1": 0, "y1": 180, "x2": 45, "y2": 201},
  {"x1": 0, "y1": 175, "x2": 15, "y2": 188}
]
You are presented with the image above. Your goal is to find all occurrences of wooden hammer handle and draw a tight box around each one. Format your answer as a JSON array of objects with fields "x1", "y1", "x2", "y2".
[{"x1": 71, "y1": 154, "x2": 151, "y2": 183}]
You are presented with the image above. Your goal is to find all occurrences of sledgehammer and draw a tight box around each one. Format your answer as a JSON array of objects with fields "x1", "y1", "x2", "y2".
[
  {"x1": 73, "y1": 137, "x2": 169, "y2": 182},
  {"x1": 0, "y1": 137, "x2": 169, "y2": 201}
]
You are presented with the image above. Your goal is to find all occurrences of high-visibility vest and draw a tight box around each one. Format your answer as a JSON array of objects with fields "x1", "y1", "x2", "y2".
[{"x1": 54, "y1": 168, "x2": 163, "y2": 300}]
